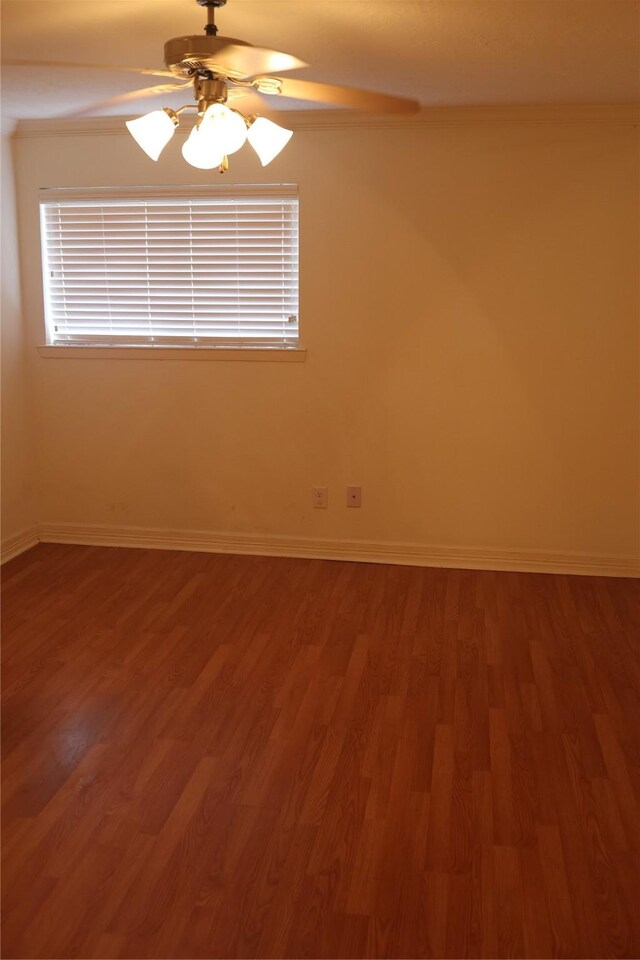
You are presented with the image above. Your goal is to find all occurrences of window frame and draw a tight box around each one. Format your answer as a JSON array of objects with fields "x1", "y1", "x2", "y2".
[{"x1": 38, "y1": 184, "x2": 302, "y2": 358}]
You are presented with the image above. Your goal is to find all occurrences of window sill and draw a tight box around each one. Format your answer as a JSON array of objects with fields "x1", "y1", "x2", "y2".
[{"x1": 37, "y1": 345, "x2": 306, "y2": 362}]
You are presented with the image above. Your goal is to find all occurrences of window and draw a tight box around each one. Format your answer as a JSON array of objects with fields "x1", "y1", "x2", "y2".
[{"x1": 39, "y1": 185, "x2": 299, "y2": 350}]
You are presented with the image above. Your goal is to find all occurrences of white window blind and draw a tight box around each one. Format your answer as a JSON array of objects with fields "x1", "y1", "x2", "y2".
[{"x1": 40, "y1": 185, "x2": 299, "y2": 348}]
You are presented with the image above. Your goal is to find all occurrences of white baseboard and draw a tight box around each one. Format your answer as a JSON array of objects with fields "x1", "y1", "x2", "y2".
[
  {"x1": 1, "y1": 526, "x2": 40, "y2": 564},
  {"x1": 36, "y1": 522, "x2": 640, "y2": 578}
]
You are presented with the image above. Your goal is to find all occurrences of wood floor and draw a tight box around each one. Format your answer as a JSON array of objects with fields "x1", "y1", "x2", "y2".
[{"x1": 2, "y1": 544, "x2": 639, "y2": 959}]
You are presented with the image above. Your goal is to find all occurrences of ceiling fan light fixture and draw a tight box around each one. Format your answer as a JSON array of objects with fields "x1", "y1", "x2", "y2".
[
  {"x1": 110, "y1": 0, "x2": 417, "y2": 175},
  {"x1": 247, "y1": 116, "x2": 293, "y2": 166},
  {"x1": 126, "y1": 107, "x2": 178, "y2": 161},
  {"x1": 181, "y1": 122, "x2": 226, "y2": 169},
  {"x1": 201, "y1": 102, "x2": 248, "y2": 155}
]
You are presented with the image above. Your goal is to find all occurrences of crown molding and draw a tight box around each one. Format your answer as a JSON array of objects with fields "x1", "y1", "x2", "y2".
[
  {"x1": 36, "y1": 521, "x2": 640, "y2": 578},
  {"x1": 12, "y1": 103, "x2": 639, "y2": 139}
]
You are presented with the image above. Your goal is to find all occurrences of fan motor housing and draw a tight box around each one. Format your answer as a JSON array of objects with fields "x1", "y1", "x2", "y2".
[{"x1": 164, "y1": 35, "x2": 252, "y2": 79}]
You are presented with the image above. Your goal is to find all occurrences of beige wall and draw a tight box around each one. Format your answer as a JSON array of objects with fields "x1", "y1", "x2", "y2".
[
  {"x1": 1, "y1": 128, "x2": 35, "y2": 545},
  {"x1": 10, "y1": 110, "x2": 640, "y2": 566}
]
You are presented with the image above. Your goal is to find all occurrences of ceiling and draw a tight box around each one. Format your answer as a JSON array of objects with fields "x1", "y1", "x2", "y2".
[{"x1": 1, "y1": 0, "x2": 639, "y2": 120}]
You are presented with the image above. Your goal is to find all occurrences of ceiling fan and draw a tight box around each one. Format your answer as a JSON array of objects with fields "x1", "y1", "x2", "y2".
[{"x1": 6, "y1": 0, "x2": 419, "y2": 172}]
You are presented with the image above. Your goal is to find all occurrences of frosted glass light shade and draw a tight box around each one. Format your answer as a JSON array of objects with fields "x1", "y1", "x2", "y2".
[
  {"x1": 201, "y1": 103, "x2": 248, "y2": 156},
  {"x1": 247, "y1": 117, "x2": 293, "y2": 166},
  {"x1": 126, "y1": 108, "x2": 177, "y2": 161},
  {"x1": 181, "y1": 124, "x2": 225, "y2": 170}
]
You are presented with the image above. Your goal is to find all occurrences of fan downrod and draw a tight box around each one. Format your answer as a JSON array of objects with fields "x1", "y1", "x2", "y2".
[{"x1": 197, "y1": 0, "x2": 227, "y2": 36}]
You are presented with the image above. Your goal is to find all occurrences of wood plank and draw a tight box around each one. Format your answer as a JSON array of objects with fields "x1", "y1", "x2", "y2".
[{"x1": 2, "y1": 543, "x2": 639, "y2": 958}]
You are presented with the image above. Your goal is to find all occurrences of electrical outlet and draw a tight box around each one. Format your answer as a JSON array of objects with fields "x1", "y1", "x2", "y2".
[
  {"x1": 347, "y1": 485, "x2": 362, "y2": 507},
  {"x1": 312, "y1": 486, "x2": 328, "y2": 509}
]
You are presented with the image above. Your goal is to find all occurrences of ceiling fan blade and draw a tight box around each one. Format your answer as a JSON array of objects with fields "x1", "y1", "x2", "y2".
[
  {"x1": 254, "y1": 77, "x2": 419, "y2": 114},
  {"x1": 226, "y1": 87, "x2": 275, "y2": 118},
  {"x1": 62, "y1": 83, "x2": 192, "y2": 119},
  {"x1": 209, "y1": 42, "x2": 307, "y2": 78},
  {"x1": 165, "y1": 39, "x2": 307, "y2": 80},
  {"x1": 2, "y1": 58, "x2": 175, "y2": 78}
]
